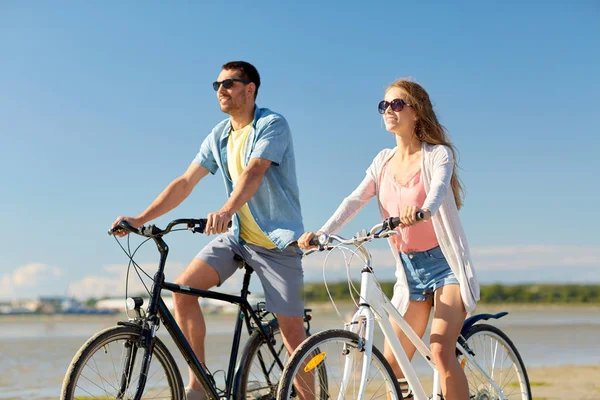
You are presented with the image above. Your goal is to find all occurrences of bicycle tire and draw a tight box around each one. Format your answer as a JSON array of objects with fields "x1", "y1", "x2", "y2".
[
  {"x1": 61, "y1": 324, "x2": 184, "y2": 400},
  {"x1": 234, "y1": 323, "x2": 328, "y2": 400},
  {"x1": 460, "y1": 323, "x2": 531, "y2": 400},
  {"x1": 277, "y1": 329, "x2": 402, "y2": 400}
]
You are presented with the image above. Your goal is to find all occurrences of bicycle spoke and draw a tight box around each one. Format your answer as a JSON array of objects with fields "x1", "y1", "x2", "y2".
[
  {"x1": 77, "y1": 371, "x2": 118, "y2": 398},
  {"x1": 91, "y1": 351, "x2": 112, "y2": 396},
  {"x1": 462, "y1": 325, "x2": 530, "y2": 400},
  {"x1": 74, "y1": 383, "x2": 105, "y2": 399},
  {"x1": 82, "y1": 360, "x2": 122, "y2": 395},
  {"x1": 64, "y1": 327, "x2": 181, "y2": 400}
]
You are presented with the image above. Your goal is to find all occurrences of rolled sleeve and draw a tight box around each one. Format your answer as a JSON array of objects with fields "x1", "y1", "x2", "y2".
[
  {"x1": 192, "y1": 133, "x2": 219, "y2": 174},
  {"x1": 250, "y1": 116, "x2": 290, "y2": 166}
]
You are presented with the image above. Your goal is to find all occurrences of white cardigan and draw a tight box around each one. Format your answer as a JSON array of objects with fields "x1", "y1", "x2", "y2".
[{"x1": 319, "y1": 142, "x2": 480, "y2": 314}]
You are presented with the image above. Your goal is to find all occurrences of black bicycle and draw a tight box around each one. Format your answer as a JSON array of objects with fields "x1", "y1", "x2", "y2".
[{"x1": 60, "y1": 218, "x2": 327, "y2": 400}]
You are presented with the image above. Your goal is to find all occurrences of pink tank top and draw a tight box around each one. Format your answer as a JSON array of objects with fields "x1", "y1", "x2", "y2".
[{"x1": 379, "y1": 162, "x2": 439, "y2": 253}]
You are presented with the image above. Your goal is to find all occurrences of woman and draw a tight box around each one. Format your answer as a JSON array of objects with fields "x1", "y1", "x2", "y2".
[{"x1": 299, "y1": 79, "x2": 479, "y2": 399}]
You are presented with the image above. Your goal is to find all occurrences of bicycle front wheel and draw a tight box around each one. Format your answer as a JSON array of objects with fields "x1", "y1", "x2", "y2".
[
  {"x1": 460, "y1": 323, "x2": 531, "y2": 400},
  {"x1": 61, "y1": 324, "x2": 184, "y2": 400},
  {"x1": 277, "y1": 329, "x2": 402, "y2": 400},
  {"x1": 235, "y1": 324, "x2": 328, "y2": 400}
]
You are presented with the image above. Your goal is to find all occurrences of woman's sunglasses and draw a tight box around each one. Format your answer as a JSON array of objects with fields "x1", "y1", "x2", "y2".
[
  {"x1": 378, "y1": 98, "x2": 412, "y2": 114},
  {"x1": 212, "y1": 78, "x2": 251, "y2": 91}
]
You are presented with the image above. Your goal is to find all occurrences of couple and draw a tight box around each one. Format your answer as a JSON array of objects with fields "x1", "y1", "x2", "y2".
[{"x1": 112, "y1": 61, "x2": 480, "y2": 400}]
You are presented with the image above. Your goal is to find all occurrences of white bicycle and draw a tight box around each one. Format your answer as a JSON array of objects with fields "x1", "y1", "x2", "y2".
[{"x1": 277, "y1": 217, "x2": 531, "y2": 400}]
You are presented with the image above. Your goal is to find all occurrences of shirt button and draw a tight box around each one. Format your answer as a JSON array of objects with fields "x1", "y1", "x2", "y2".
[{"x1": 409, "y1": 254, "x2": 414, "y2": 259}]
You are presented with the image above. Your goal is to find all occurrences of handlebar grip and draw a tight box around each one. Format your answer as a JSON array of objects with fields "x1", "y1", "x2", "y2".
[
  {"x1": 108, "y1": 220, "x2": 139, "y2": 235},
  {"x1": 309, "y1": 236, "x2": 320, "y2": 246},
  {"x1": 191, "y1": 219, "x2": 233, "y2": 233},
  {"x1": 191, "y1": 219, "x2": 208, "y2": 233},
  {"x1": 387, "y1": 212, "x2": 425, "y2": 230},
  {"x1": 388, "y1": 217, "x2": 402, "y2": 230}
]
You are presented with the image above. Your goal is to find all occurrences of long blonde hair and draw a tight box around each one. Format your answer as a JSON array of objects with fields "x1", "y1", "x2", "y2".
[{"x1": 387, "y1": 78, "x2": 465, "y2": 209}]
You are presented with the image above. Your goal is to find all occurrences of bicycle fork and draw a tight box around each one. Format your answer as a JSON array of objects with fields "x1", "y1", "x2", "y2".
[
  {"x1": 115, "y1": 323, "x2": 159, "y2": 400},
  {"x1": 116, "y1": 340, "x2": 140, "y2": 399},
  {"x1": 339, "y1": 305, "x2": 375, "y2": 400}
]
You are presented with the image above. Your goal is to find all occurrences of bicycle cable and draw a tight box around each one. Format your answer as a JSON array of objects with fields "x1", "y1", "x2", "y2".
[
  {"x1": 321, "y1": 238, "x2": 391, "y2": 325},
  {"x1": 111, "y1": 228, "x2": 188, "y2": 318}
]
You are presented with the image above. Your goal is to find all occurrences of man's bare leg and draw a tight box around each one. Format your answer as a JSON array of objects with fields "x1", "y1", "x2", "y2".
[
  {"x1": 278, "y1": 314, "x2": 314, "y2": 400},
  {"x1": 173, "y1": 258, "x2": 221, "y2": 399}
]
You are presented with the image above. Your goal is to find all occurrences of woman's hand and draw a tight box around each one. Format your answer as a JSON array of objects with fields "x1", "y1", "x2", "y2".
[
  {"x1": 298, "y1": 231, "x2": 323, "y2": 250},
  {"x1": 400, "y1": 206, "x2": 431, "y2": 227}
]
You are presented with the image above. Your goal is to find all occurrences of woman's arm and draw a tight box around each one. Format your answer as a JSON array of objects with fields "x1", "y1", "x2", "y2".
[
  {"x1": 422, "y1": 145, "x2": 454, "y2": 215},
  {"x1": 319, "y1": 172, "x2": 377, "y2": 234}
]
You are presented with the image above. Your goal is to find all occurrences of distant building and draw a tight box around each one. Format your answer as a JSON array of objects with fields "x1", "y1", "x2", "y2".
[
  {"x1": 95, "y1": 293, "x2": 266, "y2": 315},
  {"x1": 0, "y1": 296, "x2": 118, "y2": 315},
  {"x1": 10, "y1": 296, "x2": 66, "y2": 313}
]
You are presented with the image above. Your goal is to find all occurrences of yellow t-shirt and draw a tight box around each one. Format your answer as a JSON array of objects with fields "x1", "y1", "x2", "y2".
[{"x1": 227, "y1": 123, "x2": 276, "y2": 249}]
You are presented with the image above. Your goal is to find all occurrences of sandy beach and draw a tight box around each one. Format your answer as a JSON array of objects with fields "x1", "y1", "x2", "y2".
[
  {"x1": 418, "y1": 365, "x2": 600, "y2": 400},
  {"x1": 527, "y1": 365, "x2": 600, "y2": 400}
]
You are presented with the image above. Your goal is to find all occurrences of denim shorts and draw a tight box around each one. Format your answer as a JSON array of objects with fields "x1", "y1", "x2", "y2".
[{"x1": 400, "y1": 245, "x2": 459, "y2": 301}]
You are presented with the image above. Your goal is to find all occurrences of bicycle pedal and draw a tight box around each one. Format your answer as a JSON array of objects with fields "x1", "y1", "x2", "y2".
[{"x1": 398, "y1": 378, "x2": 413, "y2": 399}]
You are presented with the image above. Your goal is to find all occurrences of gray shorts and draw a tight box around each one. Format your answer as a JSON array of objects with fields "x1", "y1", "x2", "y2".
[{"x1": 195, "y1": 232, "x2": 305, "y2": 317}]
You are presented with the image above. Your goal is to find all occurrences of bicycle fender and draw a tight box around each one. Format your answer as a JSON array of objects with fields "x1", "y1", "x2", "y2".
[{"x1": 460, "y1": 311, "x2": 508, "y2": 336}]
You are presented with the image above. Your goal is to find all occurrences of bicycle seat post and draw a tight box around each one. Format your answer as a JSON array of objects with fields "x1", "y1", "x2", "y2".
[{"x1": 234, "y1": 254, "x2": 253, "y2": 299}]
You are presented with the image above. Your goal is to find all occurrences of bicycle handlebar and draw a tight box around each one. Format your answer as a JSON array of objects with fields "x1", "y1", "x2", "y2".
[
  {"x1": 305, "y1": 212, "x2": 423, "y2": 255},
  {"x1": 109, "y1": 218, "x2": 232, "y2": 238}
]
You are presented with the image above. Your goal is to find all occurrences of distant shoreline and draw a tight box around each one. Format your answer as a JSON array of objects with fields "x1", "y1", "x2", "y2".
[
  {"x1": 306, "y1": 300, "x2": 600, "y2": 312},
  {"x1": 1, "y1": 302, "x2": 598, "y2": 321}
]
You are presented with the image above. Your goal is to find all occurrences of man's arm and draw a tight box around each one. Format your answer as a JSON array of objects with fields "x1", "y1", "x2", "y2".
[
  {"x1": 205, "y1": 158, "x2": 271, "y2": 235},
  {"x1": 112, "y1": 162, "x2": 210, "y2": 235}
]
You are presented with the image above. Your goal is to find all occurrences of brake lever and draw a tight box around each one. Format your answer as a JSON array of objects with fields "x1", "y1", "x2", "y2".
[
  {"x1": 378, "y1": 231, "x2": 399, "y2": 239},
  {"x1": 303, "y1": 245, "x2": 334, "y2": 257},
  {"x1": 303, "y1": 249, "x2": 319, "y2": 257}
]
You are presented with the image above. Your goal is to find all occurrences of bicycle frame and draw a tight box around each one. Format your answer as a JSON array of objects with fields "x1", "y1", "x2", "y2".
[
  {"x1": 343, "y1": 246, "x2": 505, "y2": 400},
  {"x1": 122, "y1": 232, "x2": 286, "y2": 400}
]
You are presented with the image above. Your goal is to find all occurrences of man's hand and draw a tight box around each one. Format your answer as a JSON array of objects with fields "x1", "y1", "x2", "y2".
[
  {"x1": 111, "y1": 216, "x2": 144, "y2": 237},
  {"x1": 205, "y1": 210, "x2": 233, "y2": 236},
  {"x1": 298, "y1": 231, "x2": 323, "y2": 250}
]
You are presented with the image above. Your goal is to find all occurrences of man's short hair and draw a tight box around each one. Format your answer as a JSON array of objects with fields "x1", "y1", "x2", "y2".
[{"x1": 222, "y1": 61, "x2": 261, "y2": 99}]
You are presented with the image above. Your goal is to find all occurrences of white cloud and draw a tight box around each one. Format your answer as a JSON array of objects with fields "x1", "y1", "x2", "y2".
[
  {"x1": 67, "y1": 262, "x2": 187, "y2": 300},
  {"x1": 471, "y1": 245, "x2": 600, "y2": 270},
  {"x1": 0, "y1": 263, "x2": 63, "y2": 299}
]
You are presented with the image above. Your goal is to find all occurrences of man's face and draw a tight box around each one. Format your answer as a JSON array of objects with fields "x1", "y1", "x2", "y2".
[{"x1": 215, "y1": 69, "x2": 252, "y2": 115}]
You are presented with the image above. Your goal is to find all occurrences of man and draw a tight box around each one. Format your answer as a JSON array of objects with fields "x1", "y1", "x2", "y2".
[{"x1": 112, "y1": 61, "x2": 311, "y2": 400}]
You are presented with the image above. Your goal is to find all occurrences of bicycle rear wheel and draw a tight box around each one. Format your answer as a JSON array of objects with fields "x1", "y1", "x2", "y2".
[
  {"x1": 277, "y1": 329, "x2": 402, "y2": 400},
  {"x1": 61, "y1": 325, "x2": 184, "y2": 400},
  {"x1": 460, "y1": 323, "x2": 531, "y2": 400}
]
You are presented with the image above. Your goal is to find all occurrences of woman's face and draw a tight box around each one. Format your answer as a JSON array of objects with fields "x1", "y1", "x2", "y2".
[{"x1": 381, "y1": 87, "x2": 417, "y2": 135}]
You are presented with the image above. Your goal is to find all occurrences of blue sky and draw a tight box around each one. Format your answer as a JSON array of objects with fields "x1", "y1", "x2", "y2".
[{"x1": 1, "y1": 2, "x2": 598, "y2": 300}]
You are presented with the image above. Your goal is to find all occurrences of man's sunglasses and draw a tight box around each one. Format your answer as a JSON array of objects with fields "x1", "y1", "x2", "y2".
[
  {"x1": 212, "y1": 78, "x2": 251, "y2": 91},
  {"x1": 378, "y1": 98, "x2": 412, "y2": 114}
]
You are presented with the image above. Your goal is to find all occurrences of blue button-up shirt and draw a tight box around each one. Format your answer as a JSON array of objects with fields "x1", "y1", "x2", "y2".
[{"x1": 193, "y1": 106, "x2": 304, "y2": 250}]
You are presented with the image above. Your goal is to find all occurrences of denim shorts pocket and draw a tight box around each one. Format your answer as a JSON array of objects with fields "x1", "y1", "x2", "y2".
[{"x1": 428, "y1": 246, "x2": 446, "y2": 260}]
